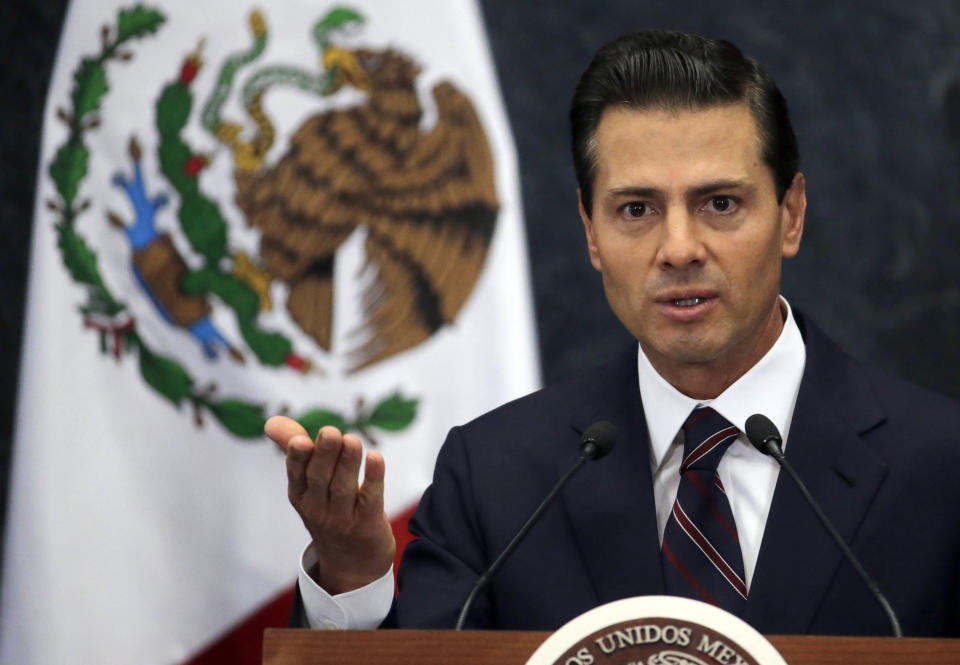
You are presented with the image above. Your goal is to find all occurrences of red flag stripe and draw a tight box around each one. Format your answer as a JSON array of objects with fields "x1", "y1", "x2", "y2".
[
  {"x1": 391, "y1": 503, "x2": 419, "y2": 590},
  {"x1": 182, "y1": 503, "x2": 419, "y2": 665}
]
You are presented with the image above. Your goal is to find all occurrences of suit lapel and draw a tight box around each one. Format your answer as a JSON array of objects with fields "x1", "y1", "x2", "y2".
[
  {"x1": 558, "y1": 347, "x2": 666, "y2": 605},
  {"x1": 744, "y1": 317, "x2": 889, "y2": 633}
]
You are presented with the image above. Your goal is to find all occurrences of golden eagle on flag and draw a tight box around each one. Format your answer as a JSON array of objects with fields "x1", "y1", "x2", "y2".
[{"x1": 208, "y1": 9, "x2": 499, "y2": 372}]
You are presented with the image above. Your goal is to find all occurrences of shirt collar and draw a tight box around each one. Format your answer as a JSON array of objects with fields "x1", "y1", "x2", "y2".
[{"x1": 637, "y1": 297, "x2": 807, "y2": 468}]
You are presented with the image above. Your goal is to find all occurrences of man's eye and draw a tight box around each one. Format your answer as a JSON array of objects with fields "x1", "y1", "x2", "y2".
[
  {"x1": 622, "y1": 202, "x2": 648, "y2": 218},
  {"x1": 707, "y1": 196, "x2": 737, "y2": 214}
]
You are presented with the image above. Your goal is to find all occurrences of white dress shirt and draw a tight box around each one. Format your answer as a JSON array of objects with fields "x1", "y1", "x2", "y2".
[
  {"x1": 298, "y1": 298, "x2": 806, "y2": 628},
  {"x1": 640, "y1": 297, "x2": 805, "y2": 587}
]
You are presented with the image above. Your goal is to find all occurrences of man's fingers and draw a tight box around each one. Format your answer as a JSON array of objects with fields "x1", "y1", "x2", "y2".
[
  {"x1": 284, "y1": 434, "x2": 314, "y2": 499},
  {"x1": 307, "y1": 426, "x2": 345, "y2": 492},
  {"x1": 326, "y1": 432, "x2": 364, "y2": 517},
  {"x1": 357, "y1": 450, "x2": 386, "y2": 519},
  {"x1": 265, "y1": 415, "x2": 309, "y2": 453},
  {"x1": 271, "y1": 417, "x2": 394, "y2": 593}
]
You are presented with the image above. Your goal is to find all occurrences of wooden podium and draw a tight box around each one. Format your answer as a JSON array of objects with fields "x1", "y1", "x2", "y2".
[{"x1": 263, "y1": 629, "x2": 960, "y2": 665}]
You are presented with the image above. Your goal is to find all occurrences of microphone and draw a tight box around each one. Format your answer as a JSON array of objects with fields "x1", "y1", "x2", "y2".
[
  {"x1": 454, "y1": 420, "x2": 618, "y2": 630},
  {"x1": 744, "y1": 414, "x2": 903, "y2": 638},
  {"x1": 579, "y1": 420, "x2": 618, "y2": 461}
]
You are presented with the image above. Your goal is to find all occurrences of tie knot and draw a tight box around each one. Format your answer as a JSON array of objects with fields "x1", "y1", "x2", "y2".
[{"x1": 680, "y1": 407, "x2": 740, "y2": 472}]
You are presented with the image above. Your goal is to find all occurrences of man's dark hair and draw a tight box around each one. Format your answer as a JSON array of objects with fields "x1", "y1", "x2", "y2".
[{"x1": 571, "y1": 30, "x2": 799, "y2": 215}]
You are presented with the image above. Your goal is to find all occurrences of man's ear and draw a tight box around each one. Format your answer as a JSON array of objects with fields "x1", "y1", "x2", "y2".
[
  {"x1": 578, "y1": 189, "x2": 603, "y2": 271},
  {"x1": 780, "y1": 172, "x2": 806, "y2": 258}
]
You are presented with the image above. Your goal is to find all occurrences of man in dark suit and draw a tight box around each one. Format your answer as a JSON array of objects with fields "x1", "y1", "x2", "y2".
[{"x1": 266, "y1": 30, "x2": 960, "y2": 636}]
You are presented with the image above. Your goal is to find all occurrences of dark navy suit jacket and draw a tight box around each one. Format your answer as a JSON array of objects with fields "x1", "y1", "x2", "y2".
[{"x1": 293, "y1": 313, "x2": 960, "y2": 635}]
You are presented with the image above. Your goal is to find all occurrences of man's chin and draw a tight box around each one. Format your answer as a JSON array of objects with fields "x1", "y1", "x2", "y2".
[{"x1": 640, "y1": 337, "x2": 724, "y2": 368}]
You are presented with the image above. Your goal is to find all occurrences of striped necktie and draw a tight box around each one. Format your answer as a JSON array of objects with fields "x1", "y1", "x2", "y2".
[{"x1": 661, "y1": 407, "x2": 748, "y2": 613}]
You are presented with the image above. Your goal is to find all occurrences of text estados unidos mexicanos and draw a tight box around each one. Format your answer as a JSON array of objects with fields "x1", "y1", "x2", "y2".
[{"x1": 561, "y1": 623, "x2": 750, "y2": 665}]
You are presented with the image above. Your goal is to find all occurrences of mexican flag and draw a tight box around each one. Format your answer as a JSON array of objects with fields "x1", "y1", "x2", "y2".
[{"x1": 0, "y1": 1, "x2": 540, "y2": 663}]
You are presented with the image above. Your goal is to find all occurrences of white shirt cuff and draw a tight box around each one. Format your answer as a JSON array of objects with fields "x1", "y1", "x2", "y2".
[{"x1": 298, "y1": 541, "x2": 395, "y2": 629}]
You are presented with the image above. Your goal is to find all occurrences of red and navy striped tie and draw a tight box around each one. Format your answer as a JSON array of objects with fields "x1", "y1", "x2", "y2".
[{"x1": 661, "y1": 407, "x2": 748, "y2": 613}]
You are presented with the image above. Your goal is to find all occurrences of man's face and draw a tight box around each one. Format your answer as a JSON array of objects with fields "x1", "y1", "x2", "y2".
[{"x1": 579, "y1": 103, "x2": 805, "y2": 396}]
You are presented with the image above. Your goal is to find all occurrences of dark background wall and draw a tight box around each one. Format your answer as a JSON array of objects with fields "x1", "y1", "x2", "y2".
[{"x1": 3, "y1": 1, "x2": 960, "y2": 552}]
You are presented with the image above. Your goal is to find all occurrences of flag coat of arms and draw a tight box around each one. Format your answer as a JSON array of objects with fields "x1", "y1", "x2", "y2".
[{"x1": 1, "y1": 1, "x2": 540, "y2": 663}]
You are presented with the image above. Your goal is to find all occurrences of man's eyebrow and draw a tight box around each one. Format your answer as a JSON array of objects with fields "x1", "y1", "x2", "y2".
[
  {"x1": 688, "y1": 179, "x2": 754, "y2": 197},
  {"x1": 607, "y1": 186, "x2": 662, "y2": 198},
  {"x1": 605, "y1": 180, "x2": 755, "y2": 200}
]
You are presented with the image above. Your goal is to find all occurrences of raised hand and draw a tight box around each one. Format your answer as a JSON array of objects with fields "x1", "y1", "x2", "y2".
[{"x1": 265, "y1": 416, "x2": 396, "y2": 594}]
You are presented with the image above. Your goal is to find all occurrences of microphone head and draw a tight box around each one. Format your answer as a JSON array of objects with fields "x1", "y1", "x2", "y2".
[
  {"x1": 745, "y1": 413, "x2": 782, "y2": 455},
  {"x1": 580, "y1": 421, "x2": 618, "y2": 460}
]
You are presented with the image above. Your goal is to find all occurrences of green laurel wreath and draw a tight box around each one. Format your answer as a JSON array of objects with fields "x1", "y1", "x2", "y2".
[{"x1": 48, "y1": 5, "x2": 417, "y2": 441}]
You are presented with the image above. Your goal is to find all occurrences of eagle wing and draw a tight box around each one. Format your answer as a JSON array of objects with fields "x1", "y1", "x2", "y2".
[
  {"x1": 235, "y1": 111, "x2": 374, "y2": 350},
  {"x1": 235, "y1": 63, "x2": 498, "y2": 368},
  {"x1": 348, "y1": 82, "x2": 498, "y2": 371}
]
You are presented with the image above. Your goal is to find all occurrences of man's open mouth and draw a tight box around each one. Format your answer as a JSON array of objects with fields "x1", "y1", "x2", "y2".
[{"x1": 672, "y1": 297, "x2": 705, "y2": 307}]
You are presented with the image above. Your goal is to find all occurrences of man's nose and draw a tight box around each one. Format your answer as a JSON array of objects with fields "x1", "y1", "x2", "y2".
[{"x1": 655, "y1": 210, "x2": 706, "y2": 269}]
